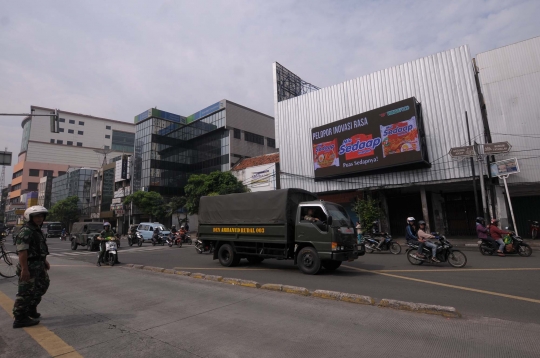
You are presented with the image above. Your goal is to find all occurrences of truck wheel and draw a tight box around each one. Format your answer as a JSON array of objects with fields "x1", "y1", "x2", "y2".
[
  {"x1": 71, "y1": 240, "x2": 78, "y2": 250},
  {"x1": 321, "y1": 260, "x2": 341, "y2": 271},
  {"x1": 246, "y1": 256, "x2": 264, "y2": 264},
  {"x1": 218, "y1": 244, "x2": 240, "y2": 267},
  {"x1": 297, "y1": 247, "x2": 321, "y2": 275}
]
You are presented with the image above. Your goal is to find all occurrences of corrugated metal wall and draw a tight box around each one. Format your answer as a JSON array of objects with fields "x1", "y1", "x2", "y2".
[
  {"x1": 274, "y1": 45, "x2": 484, "y2": 192},
  {"x1": 476, "y1": 36, "x2": 540, "y2": 185}
]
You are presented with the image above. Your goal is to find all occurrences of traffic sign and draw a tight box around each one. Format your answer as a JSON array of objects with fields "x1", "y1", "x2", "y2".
[
  {"x1": 483, "y1": 141, "x2": 511, "y2": 155},
  {"x1": 449, "y1": 146, "x2": 475, "y2": 158}
]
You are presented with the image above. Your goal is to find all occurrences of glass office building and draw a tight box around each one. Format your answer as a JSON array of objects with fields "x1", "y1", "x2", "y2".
[
  {"x1": 51, "y1": 168, "x2": 95, "y2": 210},
  {"x1": 133, "y1": 107, "x2": 227, "y2": 196}
]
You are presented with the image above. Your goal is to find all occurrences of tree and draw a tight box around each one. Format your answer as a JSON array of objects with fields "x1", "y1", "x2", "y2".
[
  {"x1": 352, "y1": 197, "x2": 381, "y2": 234},
  {"x1": 124, "y1": 191, "x2": 166, "y2": 222},
  {"x1": 167, "y1": 196, "x2": 187, "y2": 225},
  {"x1": 49, "y1": 196, "x2": 80, "y2": 231},
  {"x1": 184, "y1": 171, "x2": 248, "y2": 214}
]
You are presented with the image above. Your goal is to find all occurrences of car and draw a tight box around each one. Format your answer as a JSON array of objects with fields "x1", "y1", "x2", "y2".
[{"x1": 137, "y1": 222, "x2": 170, "y2": 242}]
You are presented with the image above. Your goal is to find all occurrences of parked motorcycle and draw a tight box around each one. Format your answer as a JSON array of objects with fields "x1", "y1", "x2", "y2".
[
  {"x1": 195, "y1": 239, "x2": 213, "y2": 254},
  {"x1": 406, "y1": 234, "x2": 467, "y2": 268},
  {"x1": 478, "y1": 233, "x2": 532, "y2": 257},
  {"x1": 529, "y1": 220, "x2": 539, "y2": 240},
  {"x1": 103, "y1": 240, "x2": 119, "y2": 266},
  {"x1": 364, "y1": 233, "x2": 401, "y2": 255}
]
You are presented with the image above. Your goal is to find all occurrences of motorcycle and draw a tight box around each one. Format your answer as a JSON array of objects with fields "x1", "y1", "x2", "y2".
[
  {"x1": 529, "y1": 220, "x2": 539, "y2": 240},
  {"x1": 478, "y1": 232, "x2": 532, "y2": 257},
  {"x1": 195, "y1": 239, "x2": 213, "y2": 254},
  {"x1": 363, "y1": 233, "x2": 401, "y2": 255},
  {"x1": 167, "y1": 233, "x2": 182, "y2": 248},
  {"x1": 181, "y1": 233, "x2": 192, "y2": 245},
  {"x1": 152, "y1": 233, "x2": 165, "y2": 246},
  {"x1": 128, "y1": 232, "x2": 144, "y2": 247},
  {"x1": 103, "y1": 240, "x2": 118, "y2": 266},
  {"x1": 406, "y1": 234, "x2": 467, "y2": 268}
]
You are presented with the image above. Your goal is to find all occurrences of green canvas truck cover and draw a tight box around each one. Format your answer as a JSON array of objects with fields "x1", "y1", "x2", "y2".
[{"x1": 199, "y1": 189, "x2": 318, "y2": 225}]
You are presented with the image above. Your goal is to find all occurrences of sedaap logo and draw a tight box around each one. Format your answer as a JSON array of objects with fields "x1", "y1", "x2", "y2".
[
  {"x1": 315, "y1": 143, "x2": 335, "y2": 155},
  {"x1": 339, "y1": 137, "x2": 382, "y2": 156},
  {"x1": 383, "y1": 124, "x2": 413, "y2": 136}
]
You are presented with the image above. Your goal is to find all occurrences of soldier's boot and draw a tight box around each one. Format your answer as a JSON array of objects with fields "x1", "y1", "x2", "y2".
[
  {"x1": 28, "y1": 307, "x2": 41, "y2": 319},
  {"x1": 13, "y1": 317, "x2": 40, "y2": 329}
]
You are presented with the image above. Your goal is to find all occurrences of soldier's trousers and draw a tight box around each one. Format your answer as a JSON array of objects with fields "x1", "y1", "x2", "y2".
[{"x1": 13, "y1": 262, "x2": 50, "y2": 319}]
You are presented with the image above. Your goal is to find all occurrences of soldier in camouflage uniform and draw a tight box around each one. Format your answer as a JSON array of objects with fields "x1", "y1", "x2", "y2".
[{"x1": 12, "y1": 205, "x2": 51, "y2": 329}]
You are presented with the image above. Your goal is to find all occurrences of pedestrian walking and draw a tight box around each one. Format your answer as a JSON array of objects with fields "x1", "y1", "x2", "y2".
[{"x1": 12, "y1": 206, "x2": 51, "y2": 329}]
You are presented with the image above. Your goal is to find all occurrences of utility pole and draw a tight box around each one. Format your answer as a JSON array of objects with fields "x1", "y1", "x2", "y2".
[
  {"x1": 0, "y1": 147, "x2": 6, "y2": 190},
  {"x1": 465, "y1": 112, "x2": 480, "y2": 217},
  {"x1": 475, "y1": 142, "x2": 489, "y2": 223}
]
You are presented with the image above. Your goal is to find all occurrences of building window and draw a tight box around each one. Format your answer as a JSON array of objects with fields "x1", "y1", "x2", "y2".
[
  {"x1": 244, "y1": 131, "x2": 264, "y2": 145},
  {"x1": 105, "y1": 134, "x2": 110, "y2": 139},
  {"x1": 78, "y1": 131, "x2": 83, "y2": 135},
  {"x1": 79, "y1": 121, "x2": 84, "y2": 126},
  {"x1": 104, "y1": 145, "x2": 110, "y2": 150},
  {"x1": 43, "y1": 170, "x2": 53, "y2": 177},
  {"x1": 28, "y1": 182, "x2": 39, "y2": 191},
  {"x1": 233, "y1": 128, "x2": 241, "y2": 139},
  {"x1": 58, "y1": 171, "x2": 66, "y2": 176},
  {"x1": 106, "y1": 125, "x2": 111, "y2": 130},
  {"x1": 12, "y1": 170, "x2": 23, "y2": 179},
  {"x1": 111, "y1": 130, "x2": 135, "y2": 153},
  {"x1": 11, "y1": 183, "x2": 21, "y2": 191},
  {"x1": 267, "y1": 138, "x2": 276, "y2": 148},
  {"x1": 67, "y1": 141, "x2": 73, "y2": 146},
  {"x1": 50, "y1": 139, "x2": 55, "y2": 143},
  {"x1": 59, "y1": 118, "x2": 65, "y2": 122},
  {"x1": 29, "y1": 169, "x2": 40, "y2": 177},
  {"x1": 68, "y1": 129, "x2": 74, "y2": 134},
  {"x1": 69, "y1": 119, "x2": 75, "y2": 124},
  {"x1": 59, "y1": 128, "x2": 65, "y2": 132},
  {"x1": 57, "y1": 140, "x2": 63, "y2": 144},
  {"x1": 77, "y1": 142, "x2": 83, "y2": 147}
]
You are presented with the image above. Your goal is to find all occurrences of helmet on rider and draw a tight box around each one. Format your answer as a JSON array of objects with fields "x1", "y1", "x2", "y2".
[
  {"x1": 418, "y1": 220, "x2": 426, "y2": 225},
  {"x1": 406, "y1": 217, "x2": 415, "y2": 224},
  {"x1": 476, "y1": 217, "x2": 485, "y2": 224},
  {"x1": 103, "y1": 222, "x2": 111, "y2": 228},
  {"x1": 24, "y1": 205, "x2": 48, "y2": 223}
]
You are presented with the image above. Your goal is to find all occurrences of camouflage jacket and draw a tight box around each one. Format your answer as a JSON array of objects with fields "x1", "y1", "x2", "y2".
[
  {"x1": 15, "y1": 222, "x2": 49, "y2": 260},
  {"x1": 100, "y1": 229, "x2": 115, "y2": 239}
]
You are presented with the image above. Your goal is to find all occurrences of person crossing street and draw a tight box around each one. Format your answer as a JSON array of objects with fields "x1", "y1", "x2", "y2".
[{"x1": 12, "y1": 206, "x2": 51, "y2": 329}]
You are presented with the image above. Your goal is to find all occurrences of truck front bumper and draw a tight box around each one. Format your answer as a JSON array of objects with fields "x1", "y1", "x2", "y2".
[{"x1": 328, "y1": 249, "x2": 361, "y2": 262}]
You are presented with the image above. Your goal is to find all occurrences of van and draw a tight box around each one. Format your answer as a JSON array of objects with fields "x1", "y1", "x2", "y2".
[{"x1": 137, "y1": 222, "x2": 170, "y2": 242}]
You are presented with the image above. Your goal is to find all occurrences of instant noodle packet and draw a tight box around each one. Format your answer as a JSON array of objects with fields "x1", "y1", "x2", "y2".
[
  {"x1": 380, "y1": 116, "x2": 420, "y2": 158},
  {"x1": 313, "y1": 139, "x2": 340, "y2": 170}
]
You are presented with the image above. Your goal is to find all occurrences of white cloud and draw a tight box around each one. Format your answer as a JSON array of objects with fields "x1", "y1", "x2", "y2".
[{"x1": 0, "y1": 0, "x2": 539, "y2": 181}]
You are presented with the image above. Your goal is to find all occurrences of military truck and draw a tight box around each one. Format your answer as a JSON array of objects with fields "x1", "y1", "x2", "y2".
[
  {"x1": 70, "y1": 223, "x2": 104, "y2": 251},
  {"x1": 198, "y1": 189, "x2": 364, "y2": 275}
]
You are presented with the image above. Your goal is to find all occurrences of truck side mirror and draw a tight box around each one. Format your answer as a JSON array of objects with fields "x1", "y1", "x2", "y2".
[{"x1": 327, "y1": 216, "x2": 333, "y2": 226}]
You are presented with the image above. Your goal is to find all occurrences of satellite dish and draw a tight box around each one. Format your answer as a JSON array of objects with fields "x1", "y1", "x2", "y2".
[{"x1": 93, "y1": 147, "x2": 113, "y2": 167}]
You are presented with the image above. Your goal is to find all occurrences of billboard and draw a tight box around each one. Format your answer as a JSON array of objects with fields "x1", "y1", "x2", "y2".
[
  {"x1": 490, "y1": 158, "x2": 520, "y2": 177},
  {"x1": 311, "y1": 97, "x2": 429, "y2": 179},
  {"x1": 0, "y1": 151, "x2": 12, "y2": 166}
]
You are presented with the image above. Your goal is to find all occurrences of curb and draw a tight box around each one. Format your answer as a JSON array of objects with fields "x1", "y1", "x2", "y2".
[
  {"x1": 378, "y1": 299, "x2": 461, "y2": 318},
  {"x1": 124, "y1": 264, "x2": 460, "y2": 319}
]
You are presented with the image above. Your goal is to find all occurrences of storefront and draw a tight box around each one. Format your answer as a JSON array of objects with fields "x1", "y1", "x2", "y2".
[{"x1": 272, "y1": 46, "x2": 487, "y2": 236}]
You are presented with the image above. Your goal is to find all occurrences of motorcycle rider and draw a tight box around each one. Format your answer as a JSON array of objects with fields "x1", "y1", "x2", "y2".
[
  {"x1": 417, "y1": 220, "x2": 441, "y2": 262},
  {"x1": 488, "y1": 218, "x2": 511, "y2": 256},
  {"x1": 475, "y1": 217, "x2": 503, "y2": 256},
  {"x1": 97, "y1": 222, "x2": 119, "y2": 266},
  {"x1": 152, "y1": 226, "x2": 161, "y2": 244},
  {"x1": 405, "y1": 217, "x2": 425, "y2": 259},
  {"x1": 178, "y1": 225, "x2": 187, "y2": 243}
]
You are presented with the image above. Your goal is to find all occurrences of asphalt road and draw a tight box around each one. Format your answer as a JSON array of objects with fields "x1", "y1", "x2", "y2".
[
  {"x1": 1, "y1": 253, "x2": 540, "y2": 358},
  {"x1": 4, "y1": 238, "x2": 540, "y2": 324}
]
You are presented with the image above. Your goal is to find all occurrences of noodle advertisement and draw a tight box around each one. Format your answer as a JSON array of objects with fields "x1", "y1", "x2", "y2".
[{"x1": 311, "y1": 97, "x2": 429, "y2": 179}]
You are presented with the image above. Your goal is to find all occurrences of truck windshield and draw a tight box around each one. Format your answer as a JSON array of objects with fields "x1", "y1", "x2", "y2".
[
  {"x1": 49, "y1": 224, "x2": 62, "y2": 231},
  {"x1": 325, "y1": 204, "x2": 352, "y2": 227}
]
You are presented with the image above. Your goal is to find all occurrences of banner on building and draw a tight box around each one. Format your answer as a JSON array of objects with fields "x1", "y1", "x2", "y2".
[
  {"x1": 249, "y1": 170, "x2": 270, "y2": 187},
  {"x1": 311, "y1": 97, "x2": 429, "y2": 179}
]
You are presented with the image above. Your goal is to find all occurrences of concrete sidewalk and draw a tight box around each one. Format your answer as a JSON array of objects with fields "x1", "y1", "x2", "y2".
[{"x1": 1, "y1": 256, "x2": 540, "y2": 358}]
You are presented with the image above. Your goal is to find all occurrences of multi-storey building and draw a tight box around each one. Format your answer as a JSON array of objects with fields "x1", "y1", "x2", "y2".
[{"x1": 9, "y1": 106, "x2": 135, "y2": 206}]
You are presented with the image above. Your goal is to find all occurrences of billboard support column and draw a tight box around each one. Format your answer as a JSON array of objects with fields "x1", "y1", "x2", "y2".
[
  {"x1": 501, "y1": 175, "x2": 518, "y2": 236},
  {"x1": 420, "y1": 187, "x2": 430, "y2": 231}
]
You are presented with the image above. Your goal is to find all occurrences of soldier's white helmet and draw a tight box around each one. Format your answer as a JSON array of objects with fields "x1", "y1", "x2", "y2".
[
  {"x1": 24, "y1": 205, "x2": 48, "y2": 221},
  {"x1": 407, "y1": 217, "x2": 416, "y2": 223}
]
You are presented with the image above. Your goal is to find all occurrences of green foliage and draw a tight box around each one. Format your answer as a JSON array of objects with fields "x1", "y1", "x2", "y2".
[
  {"x1": 352, "y1": 197, "x2": 381, "y2": 234},
  {"x1": 166, "y1": 196, "x2": 187, "y2": 224},
  {"x1": 124, "y1": 191, "x2": 166, "y2": 221},
  {"x1": 49, "y1": 196, "x2": 80, "y2": 230},
  {"x1": 184, "y1": 171, "x2": 248, "y2": 214}
]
